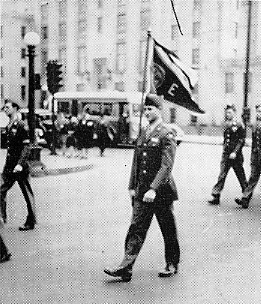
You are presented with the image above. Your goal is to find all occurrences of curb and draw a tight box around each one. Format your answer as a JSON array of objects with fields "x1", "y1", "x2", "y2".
[{"x1": 30, "y1": 164, "x2": 94, "y2": 178}]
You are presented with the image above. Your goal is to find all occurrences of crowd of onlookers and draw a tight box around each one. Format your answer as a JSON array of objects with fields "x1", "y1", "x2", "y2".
[{"x1": 35, "y1": 107, "x2": 115, "y2": 157}]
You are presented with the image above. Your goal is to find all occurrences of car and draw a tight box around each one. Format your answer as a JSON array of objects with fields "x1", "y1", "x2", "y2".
[{"x1": 165, "y1": 123, "x2": 185, "y2": 146}]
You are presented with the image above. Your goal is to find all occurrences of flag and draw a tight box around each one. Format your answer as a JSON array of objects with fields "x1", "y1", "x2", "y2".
[{"x1": 149, "y1": 39, "x2": 205, "y2": 114}]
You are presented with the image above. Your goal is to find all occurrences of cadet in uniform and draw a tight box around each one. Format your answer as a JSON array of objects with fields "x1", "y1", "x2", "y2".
[
  {"x1": 0, "y1": 101, "x2": 36, "y2": 230},
  {"x1": 104, "y1": 94, "x2": 180, "y2": 281},
  {"x1": 235, "y1": 104, "x2": 261, "y2": 208},
  {"x1": 208, "y1": 104, "x2": 247, "y2": 205}
]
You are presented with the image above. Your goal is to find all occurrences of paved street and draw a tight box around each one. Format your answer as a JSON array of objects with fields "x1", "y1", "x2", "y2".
[{"x1": 1, "y1": 144, "x2": 261, "y2": 304}]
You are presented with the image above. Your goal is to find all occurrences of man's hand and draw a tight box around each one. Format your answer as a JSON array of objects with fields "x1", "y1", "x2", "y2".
[
  {"x1": 129, "y1": 189, "x2": 135, "y2": 198},
  {"x1": 229, "y1": 152, "x2": 236, "y2": 160},
  {"x1": 143, "y1": 189, "x2": 156, "y2": 203},
  {"x1": 13, "y1": 164, "x2": 23, "y2": 173}
]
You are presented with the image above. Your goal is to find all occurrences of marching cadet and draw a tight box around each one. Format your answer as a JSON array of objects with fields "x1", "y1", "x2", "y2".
[
  {"x1": 0, "y1": 101, "x2": 36, "y2": 231},
  {"x1": 235, "y1": 104, "x2": 261, "y2": 208},
  {"x1": 208, "y1": 104, "x2": 247, "y2": 205},
  {"x1": 104, "y1": 93, "x2": 180, "y2": 281}
]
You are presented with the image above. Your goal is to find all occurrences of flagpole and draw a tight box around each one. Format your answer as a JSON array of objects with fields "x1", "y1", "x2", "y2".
[{"x1": 138, "y1": 29, "x2": 152, "y2": 137}]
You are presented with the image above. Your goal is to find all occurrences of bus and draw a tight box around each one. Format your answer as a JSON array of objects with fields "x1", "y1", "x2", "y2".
[{"x1": 54, "y1": 91, "x2": 146, "y2": 146}]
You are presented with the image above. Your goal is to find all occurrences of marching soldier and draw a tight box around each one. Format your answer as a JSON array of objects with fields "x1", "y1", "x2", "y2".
[
  {"x1": 0, "y1": 101, "x2": 36, "y2": 230},
  {"x1": 208, "y1": 104, "x2": 247, "y2": 205},
  {"x1": 235, "y1": 104, "x2": 261, "y2": 208},
  {"x1": 104, "y1": 93, "x2": 180, "y2": 281}
]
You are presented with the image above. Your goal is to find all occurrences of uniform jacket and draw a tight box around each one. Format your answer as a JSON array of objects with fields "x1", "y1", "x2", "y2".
[
  {"x1": 222, "y1": 120, "x2": 245, "y2": 158},
  {"x1": 129, "y1": 122, "x2": 178, "y2": 202},
  {"x1": 3, "y1": 120, "x2": 30, "y2": 174}
]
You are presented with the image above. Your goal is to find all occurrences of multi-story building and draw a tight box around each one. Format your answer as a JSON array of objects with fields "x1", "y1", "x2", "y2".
[
  {"x1": 0, "y1": 0, "x2": 40, "y2": 108},
  {"x1": 2, "y1": 0, "x2": 261, "y2": 127}
]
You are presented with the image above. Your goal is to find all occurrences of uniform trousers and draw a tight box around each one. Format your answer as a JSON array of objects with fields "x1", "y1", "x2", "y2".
[
  {"x1": 212, "y1": 154, "x2": 247, "y2": 196},
  {"x1": 242, "y1": 153, "x2": 261, "y2": 199},
  {"x1": 0, "y1": 171, "x2": 36, "y2": 224},
  {"x1": 119, "y1": 198, "x2": 180, "y2": 269}
]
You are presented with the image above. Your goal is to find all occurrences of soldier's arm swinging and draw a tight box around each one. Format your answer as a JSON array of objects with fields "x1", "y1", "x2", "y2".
[{"x1": 150, "y1": 131, "x2": 176, "y2": 191}]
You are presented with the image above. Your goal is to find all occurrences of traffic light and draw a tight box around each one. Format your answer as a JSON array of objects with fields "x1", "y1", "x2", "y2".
[
  {"x1": 46, "y1": 60, "x2": 63, "y2": 95},
  {"x1": 242, "y1": 107, "x2": 251, "y2": 124}
]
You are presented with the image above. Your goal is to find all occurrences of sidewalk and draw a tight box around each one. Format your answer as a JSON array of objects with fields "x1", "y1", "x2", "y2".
[
  {"x1": 0, "y1": 135, "x2": 252, "y2": 177},
  {"x1": 0, "y1": 148, "x2": 94, "y2": 178}
]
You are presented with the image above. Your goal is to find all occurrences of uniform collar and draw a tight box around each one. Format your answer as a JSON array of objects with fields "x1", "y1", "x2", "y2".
[{"x1": 148, "y1": 118, "x2": 162, "y2": 133}]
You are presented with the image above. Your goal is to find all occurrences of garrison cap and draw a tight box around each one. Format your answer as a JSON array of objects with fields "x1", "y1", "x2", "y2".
[
  {"x1": 225, "y1": 104, "x2": 236, "y2": 111},
  {"x1": 144, "y1": 94, "x2": 163, "y2": 110}
]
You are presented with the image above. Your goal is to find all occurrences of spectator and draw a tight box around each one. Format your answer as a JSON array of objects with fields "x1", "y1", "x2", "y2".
[
  {"x1": 65, "y1": 116, "x2": 78, "y2": 158},
  {"x1": 74, "y1": 107, "x2": 95, "y2": 159},
  {"x1": 55, "y1": 112, "x2": 69, "y2": 156}
]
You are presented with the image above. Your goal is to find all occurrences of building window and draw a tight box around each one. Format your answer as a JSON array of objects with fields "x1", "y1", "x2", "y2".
[
  {"x1": 115, "y1": 81, "x2": 124, "y2": 92},
  {"x1": 78, "y1": 0, "x2": 87, "y2": 12},
  {"x1": 98, "y1": 0, "x2": 103, "y2": 7},
  {"x1": 171, "y1": 24, "x2": 179, "y2": 40},
  {"x1": 59, "y1": 48, "x2": 67, "y2": 72},
  {"x1": 193, "y1": 21, "x2": 200, "y2": 38},
  {"x1": 59, "y1": 23, "x2": 67, "y2": 42},
  {"x1": 41, "y1": 50, "x2": 48, "y2": 74},
  {"x1": 234, "y1": 22, "x2": 238, "y2": 38},
  {"x1": 0, "y1": 48, "x2": 3, "y2": 59},
  {"x1": 1, "y1": 25, "x2": 3, "y2": 38},
  {"x1": 193, "y1": 0, "x2": 201, "y2": 11},
  {"x1": 117, "y1": 13, "x2": 126, "y2": 33},
  {"x1": 21, "y1": 48, "x2": 26, "y2": 59},
  {"x1": 40, "y1": 4, "x2": 48, "y2": 20},
  {"x1": 78, "y1": 19, "x2": 87, "y2": 40},
  {"x1": 21, "y1": 26, "x2": 26, "y2": 39},
  {"x1": 225, "y1": 72, "x2": 234, "y2": 93},
  {"x1": 116, "y1": 42, "x2": 126, "y2": 73},
  {"x1": 59, "y1": 0, "x2": 67, "y2": 18},
  {"x1": 21, "y1": 67, "x2": 26, "y2": 78},
  {"x1": 41, "y1": 26, "x2": 48, "y2": 40},
  {"x1": 118, "y1": 0, "x2": 126, "y2": 6},
  {"x1": 192, "y1": 48, "x2": 200, "y2": 65},
  {"x1": 78, "y1": 46, "x2": 87, "y2": 75},
  {"x1": 97, "y1": 17, "x2": 103, "y2": 33},
  {"x1": 140, "y1": 9, "x2": 150, "y2": 30},
  {"x1": 0, "y1": 66, "x2": 3, "y2": 77},
  {"x1": 21, "y1": 85, "x2": 26, "y2": 100}
]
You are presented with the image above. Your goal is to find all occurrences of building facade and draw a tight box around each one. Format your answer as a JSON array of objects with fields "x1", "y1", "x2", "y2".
[
  {"x1": 0, "y1": 0, "x2": 41, "y2": 108},
  {"x1": 1, "y1": 0, "x2": 261, "y2": 126}
]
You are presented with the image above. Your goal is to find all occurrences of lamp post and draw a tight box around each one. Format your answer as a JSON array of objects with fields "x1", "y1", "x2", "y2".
[
  {"x1": 24, "y1": 32, "x2": 42, "y2": 164},
  {"x1": 242, "y1": 0, "x2": 252, "y2": 128}
]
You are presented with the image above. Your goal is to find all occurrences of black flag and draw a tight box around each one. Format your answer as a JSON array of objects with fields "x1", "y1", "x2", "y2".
[{"x1": 150, "y1": 39, "x2": 205, "y2": 114}]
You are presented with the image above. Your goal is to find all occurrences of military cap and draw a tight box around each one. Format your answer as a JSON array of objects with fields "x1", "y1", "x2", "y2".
[
  {"x1": 225, "y1": 104, "x2": 236, "y2": 111},
  {"x1": 144, "y1": 93, "x2": 163, "y2": 110}
]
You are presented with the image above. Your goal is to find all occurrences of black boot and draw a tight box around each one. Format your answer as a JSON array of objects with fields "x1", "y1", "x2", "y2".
[
  {"x1": 104, "y1": 266, "x2": 132, "y2": 282},
  {"x1": 208, "y1": 194, "x2": 220, "y2": 205}
]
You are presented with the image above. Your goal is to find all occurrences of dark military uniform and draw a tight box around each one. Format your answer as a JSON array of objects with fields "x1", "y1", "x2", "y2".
[
  {"x1": 211, "y1": 120, "x2": 247, "y2": 197},
  {"x1": 241, "y1": 123, "x2": 261, "y2": 200},
  {"x1": 0, "y1": 119, "x2": 36, "y2": 226},
  {"x1": 119, "y1": 122, "x2": 180, "y2": 270}
]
